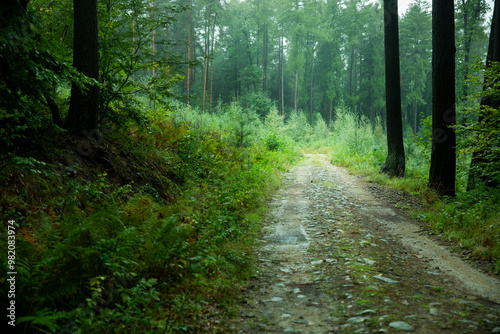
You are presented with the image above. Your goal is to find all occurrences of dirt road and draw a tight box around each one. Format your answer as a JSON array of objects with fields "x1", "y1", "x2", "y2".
[{"x1": 232, "y1": 154, "x2": 500, "y2": 333}]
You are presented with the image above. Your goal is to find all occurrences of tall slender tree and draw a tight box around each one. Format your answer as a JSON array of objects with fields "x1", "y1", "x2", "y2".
[
  {"x1": 429, "y1": 0, "x2": 456, "y2": 196},
  {"x1": 381, "y1": 0, "x2": 405, "y2": 177},
  {"x1": 65, "y1": 0, "x2": 99, "y2": 135}
]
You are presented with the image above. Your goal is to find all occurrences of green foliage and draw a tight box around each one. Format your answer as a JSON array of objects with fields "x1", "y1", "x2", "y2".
[
  {"x1": 247, "y1": 91, "x2": 275, "y2": 118},
  {"x1": 456, "y1": 61, "x2": 500, "y2": 187},
  {"x1": 423, "y1": 188, "x2": 500, "y2": 273},
  {"x1": 0, "y1": 0, "x2": 189, "y2": 143},
  {"x1": 285, "y1": 111, "x2": 312, "y2": 144},
  {"x1": 0, "y1": 0, "x2": 105, "y2": 143},
  {"x1": 226, "y1": 102, "x2": 261, "y2": 147},
  {"x1": 263, "y1": 107, "x2": 295, "y2": 152},
  {"x1": 328, "y1": 109, "x2": 386, "y2": 170},
  {"x1": 0, "y1": 103, "x2": 300, "y2": 332},
  {"x1": 0, "y1": 111, "x2": 30, "y2": 149},
  {"x1": 97, "y1": 0, "x2": 187, "y2": 125}
]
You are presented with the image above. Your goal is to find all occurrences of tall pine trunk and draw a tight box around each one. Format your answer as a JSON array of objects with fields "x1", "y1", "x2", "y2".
[
  {"x1": 429, "y1": 0, "x2": 456, "y2": 196},
  {"x1": 65, "y1": 0, "x2": 99, "y2": 135},
  {"x1": 381, "y1": 0, "x2": 405, "y2": 177}
]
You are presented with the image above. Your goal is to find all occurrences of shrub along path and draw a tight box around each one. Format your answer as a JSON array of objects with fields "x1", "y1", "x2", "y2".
[{"x1": 230, "y1": 154, "x2": 500, "y2": 333}]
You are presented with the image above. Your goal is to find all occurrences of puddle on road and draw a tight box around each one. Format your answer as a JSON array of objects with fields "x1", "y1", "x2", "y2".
[{"x1": 266, "y1": 223, "x2": 309, "y2": 244}]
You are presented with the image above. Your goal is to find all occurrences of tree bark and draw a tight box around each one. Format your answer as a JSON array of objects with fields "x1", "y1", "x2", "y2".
[
  {"x1": 429, "y1": 0, "x2": 456, "y2": 196},
  {"x1": 65, "y1": 0, "x2": 99, "y2": 135},
  {"x1": 381, "y1": 0, "x2": 405, "y2": 177}
]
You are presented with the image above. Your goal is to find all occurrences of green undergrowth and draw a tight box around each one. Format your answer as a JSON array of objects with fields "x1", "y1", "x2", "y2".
[
  {"x1": 0, "y1": 105, "x2": 300, "y2": 333},
  {"x1": 423, "y1": 187, "x2": 500, "y2": 273},
  {"x1": 302, "y1": 108, "x2": 500, "y2": 275}
]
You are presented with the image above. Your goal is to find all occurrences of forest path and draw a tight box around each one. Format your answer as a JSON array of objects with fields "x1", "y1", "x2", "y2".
[{"x1": 231, "y1": 154, "x2": 500, "y2": 333}]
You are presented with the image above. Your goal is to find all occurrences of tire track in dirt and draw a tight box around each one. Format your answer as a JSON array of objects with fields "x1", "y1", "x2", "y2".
[{"x1": 231, "y1": 154, "x2": 500, "y2": 333}]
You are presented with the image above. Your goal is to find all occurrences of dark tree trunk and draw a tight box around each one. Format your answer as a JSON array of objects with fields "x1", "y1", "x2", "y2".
[
  {"x1": 65, "y1": 0, "x2": 99, "y2": 135},
  {"x1": 429, "y1": 0, "x2": 456, "y2": 196},
  {"x1": 381, "y1": 0, "x2": 405, "y2": 177},
  {"x1": 468, "y1": 0, "x2": 500, "y2": 190},
  {"x1": 44, "y1": 93, "x2": 62, "y2": 127}
]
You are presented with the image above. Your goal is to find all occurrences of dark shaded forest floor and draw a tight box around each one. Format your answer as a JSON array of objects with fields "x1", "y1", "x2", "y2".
[{"x1": 228, "y1": 154, "x2": 500, "y2": 333}]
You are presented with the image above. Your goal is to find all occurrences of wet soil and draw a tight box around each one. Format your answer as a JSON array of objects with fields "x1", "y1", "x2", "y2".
[{"x1": 231, "y1": 154, "x2": 500, "y2": 333}]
